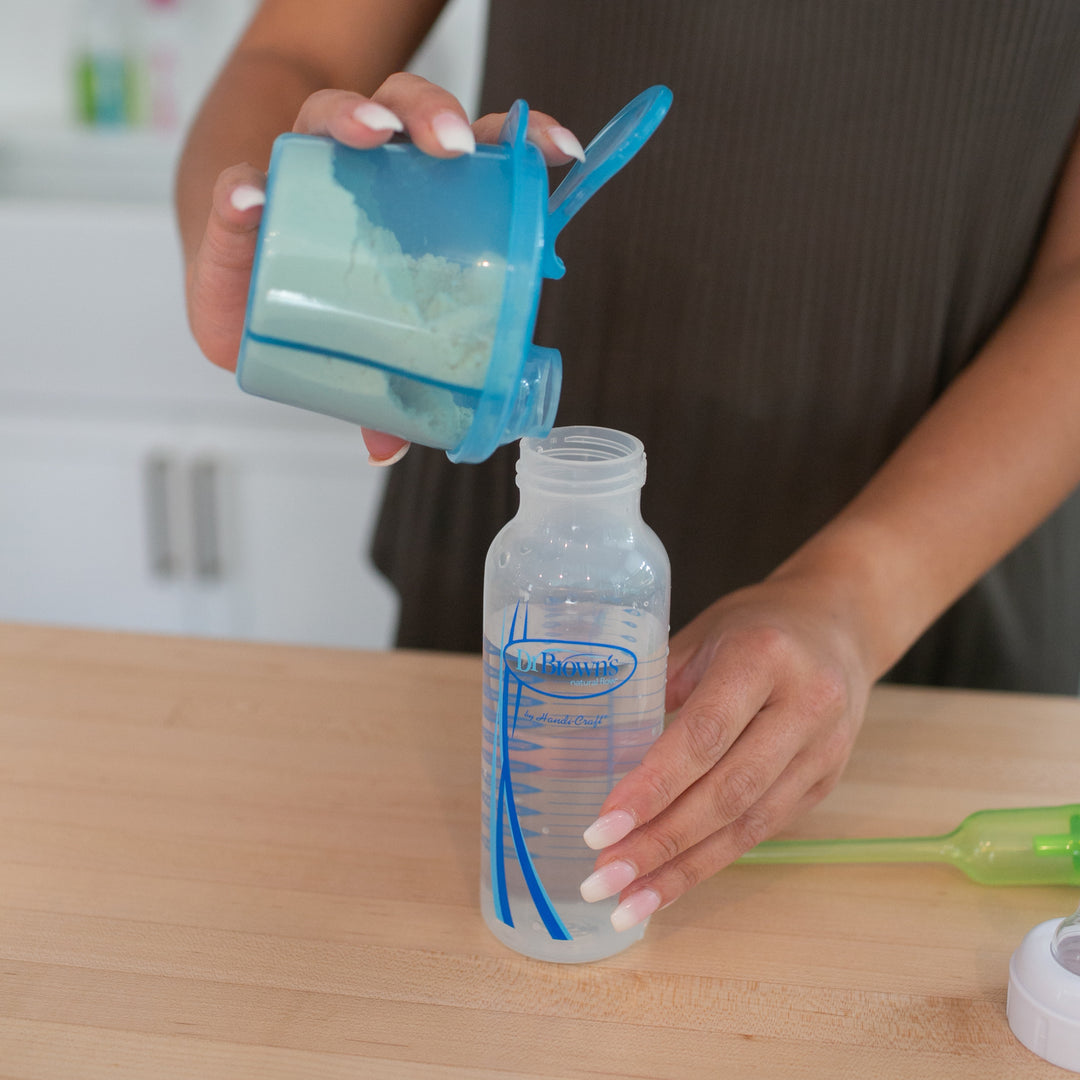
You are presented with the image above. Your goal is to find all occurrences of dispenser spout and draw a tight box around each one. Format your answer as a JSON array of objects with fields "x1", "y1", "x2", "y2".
[{"x1": 499, "y1": 346, "x2": 562, "y2": 445}]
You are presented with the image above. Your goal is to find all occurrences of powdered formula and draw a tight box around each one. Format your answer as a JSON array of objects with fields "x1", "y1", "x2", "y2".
[{"x1": 246, "y1": 142, "x2": 508, "y2": 448}]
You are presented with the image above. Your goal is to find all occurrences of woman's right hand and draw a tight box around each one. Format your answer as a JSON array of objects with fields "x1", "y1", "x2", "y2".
[{"x1": 184, "y1": 73, "x2": 584, "y2": 463}]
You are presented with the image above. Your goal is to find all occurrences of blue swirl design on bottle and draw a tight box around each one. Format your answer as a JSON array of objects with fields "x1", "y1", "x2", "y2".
[{"x1": 489, "y1": 601, "x2": 571, "y2": 939}]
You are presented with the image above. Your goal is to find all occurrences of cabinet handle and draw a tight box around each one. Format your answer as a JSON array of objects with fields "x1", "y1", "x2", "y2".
[
  {"x1": 191, "y1": 457, "x2": 222, "y2": 582},
  {"x1": 144, "y1": 454, "x2": 177, "y2": 580}
]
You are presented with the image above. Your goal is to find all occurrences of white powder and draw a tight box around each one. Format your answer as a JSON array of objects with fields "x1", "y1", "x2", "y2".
[
  {"x1": 249, "y1": 143, "x2": 509, "y2": 449},
  {"x1": 340, "y1": 202, "x2": 506, "y2": 387}
]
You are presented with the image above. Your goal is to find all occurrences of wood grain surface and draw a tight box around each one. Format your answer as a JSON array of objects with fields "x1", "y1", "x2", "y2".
[{"x1": 0, "y1": 621, "x2": 1076, "y2": 1079}]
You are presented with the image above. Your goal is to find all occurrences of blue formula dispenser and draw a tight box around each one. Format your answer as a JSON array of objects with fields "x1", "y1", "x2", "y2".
[{"x1": 236, "y1": 86, "x2": 672, "y2": 463}]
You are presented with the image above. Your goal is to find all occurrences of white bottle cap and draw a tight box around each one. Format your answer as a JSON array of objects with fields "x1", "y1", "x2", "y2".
[{"x1": 1007, "y1": 917, "x2": 1080, "y2": 1072}]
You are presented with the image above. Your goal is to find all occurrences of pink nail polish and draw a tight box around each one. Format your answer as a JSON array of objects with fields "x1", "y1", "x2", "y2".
[
  {"x1": 583, "y1": 809, "x2": 636, "y2": 850},
  {"x1": 353, "y1": 101, "x2": 404, "y2": 133},
  {"x1": 431, "y1": 112, "x2": 476, "y2": 155},
  {"x1": 610, "y1": 888, "x2": 661, "y2": 933},
  {"x1": 548, "y1": 125, "x2": 586, "y2": 163},
  {"x1": 579, "y1": 859, "x2": 636, "y2": 903}
]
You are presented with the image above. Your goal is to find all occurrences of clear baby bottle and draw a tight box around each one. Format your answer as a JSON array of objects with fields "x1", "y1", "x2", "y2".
[{"x1": 480, "y1": 426, "x2": 670, "y2": 962}]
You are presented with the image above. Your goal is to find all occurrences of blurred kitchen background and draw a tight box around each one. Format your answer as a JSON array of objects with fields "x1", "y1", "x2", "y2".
[{"x1": 0, "y1": 0, "x2": 488, "y2": 650}]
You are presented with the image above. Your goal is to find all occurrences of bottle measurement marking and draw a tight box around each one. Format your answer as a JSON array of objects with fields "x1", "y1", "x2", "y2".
[{"x1": 485, "y1": 600, "x2": 666, "y2": 943}]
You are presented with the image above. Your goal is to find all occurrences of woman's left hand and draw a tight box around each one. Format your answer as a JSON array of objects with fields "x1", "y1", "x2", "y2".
[{"x1": 578, "y1": 572, "x2": 875, "y2": 931}]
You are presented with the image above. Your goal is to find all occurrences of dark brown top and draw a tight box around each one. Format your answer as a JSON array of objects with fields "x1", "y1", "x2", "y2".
[{"x1": 374, "y1": 0, "x2": 1080, "y2": 692}]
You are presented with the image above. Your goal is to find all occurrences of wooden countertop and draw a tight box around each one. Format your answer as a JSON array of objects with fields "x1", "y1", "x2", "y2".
[{"x1": 0, "y1": 622, "x2": 1076, "y2": 1079}]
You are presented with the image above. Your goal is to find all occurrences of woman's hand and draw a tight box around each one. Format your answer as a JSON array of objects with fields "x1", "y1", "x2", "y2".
[
  {"x1": 578, "y1": 571, "x2": 875, "y2": 931},
  {"x1": 183, "y1": 72, "x2": 584, "y2": 463}
]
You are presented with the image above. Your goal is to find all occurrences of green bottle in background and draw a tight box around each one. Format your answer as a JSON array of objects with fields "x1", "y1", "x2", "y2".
[{"x1": 73, "y1": 0, "x2": 137, "y2": 126}]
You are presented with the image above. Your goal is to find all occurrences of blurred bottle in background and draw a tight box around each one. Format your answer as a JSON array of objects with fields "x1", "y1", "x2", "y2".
[
  {"x1": 73, "y1": 0, "x2": 136, "y2": 126},
  {"x1": 136, "y1": 0, "x2": 187, "y2": 130},
  {"x1": 73, "y1": 0, "x2": 193, "y2": 130}
]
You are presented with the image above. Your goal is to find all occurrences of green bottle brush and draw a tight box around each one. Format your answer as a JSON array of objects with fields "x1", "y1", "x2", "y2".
[{"x1": 736, "y1": 804, "x2": 1080, "y2": 885}]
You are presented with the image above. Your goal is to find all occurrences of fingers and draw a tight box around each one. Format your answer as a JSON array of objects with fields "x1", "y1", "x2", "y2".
[
  {"x1": 582, "y1": 698, "x2": 808, "y2": 898},
  {"x1": 362, "y1": 428, "x2": 410, "y2": 466},
  {"x1": 378, "y1": 73, "x2": 587, "y2": 164},
  {"x1": 213, "y1": 162, "x2": 266, "y2": 240},
  {"x1": 294, "y1": 78, "x2": 474, "y2": 157},
  {"x1": 293, "y1": 88, "x2": 406, "y2": 149},
  {"x1": 371, "y1": 73, "x2": 478, "y2": 156},
  {"x1": 577, "y1": 617, "x2": 861, "y2": 934},
  {"x1": 607, "y1": 763, "x2": 837, "y2": 932},
  {"x1": 295, "y1": 78, "x2": 587, "y2": 164},
  {"x1": 473, "y1": 109, "x2": 586, "y2": 166},
  {"x1": 589, "y1": 631, "x2": 775, "y2": 839},
  {"x1": 186, "y1": 163, "x2": 267, "y2": 371}
]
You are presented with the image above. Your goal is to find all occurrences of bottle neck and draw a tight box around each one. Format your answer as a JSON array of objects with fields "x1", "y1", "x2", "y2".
[
  {"x1": 515, "y1": 427, "x2": 646, "y2": 513},
  {"x1": 516, "y1": 485, "x2": 643, "y2": 523}
]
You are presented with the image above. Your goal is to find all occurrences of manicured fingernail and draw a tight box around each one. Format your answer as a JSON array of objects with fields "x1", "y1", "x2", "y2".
[
  {"x1": 432, "y1": 112, "x2": 476, "y2": 154},
  {"x1": 353, "y1": 101, "x2": 404, "y2": 133},
  {"x1": 610, "y1": 888, "x2": 662, "y2": 933},
  {"x1": 230, "y1": 185, "x2": 265, "y2": 211},
  {"x1": 579, "y1": 859, "x2": 636, "y2": 903},
  {"x1": 368, "y1": 443, "x2": 410, "y2": 467},
  {"x1": 583, "y1": 810, "x2": 636, "y2": 850},
  {"x1": 548, "y1": 125, "x2": 586, "y2": 163}
]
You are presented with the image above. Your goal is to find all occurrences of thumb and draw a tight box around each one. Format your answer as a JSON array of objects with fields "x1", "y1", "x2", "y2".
[{"x1": 186, "y1": 164, "x2": 266, "y2": 372}]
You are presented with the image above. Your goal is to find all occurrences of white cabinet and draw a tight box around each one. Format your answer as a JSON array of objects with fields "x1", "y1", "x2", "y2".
[
  {"x1": 0, "y1": 199, "x2": 399, "y2": 649},
  {"x1": 0, "y1": 414, "x2": 397, "y2": 648},
  {"x1": 0, "y1": 0, "x2": 492, "y2": 647},
  {"x1": 197, "y1": 423, "x2": 399, "y2": 649},
  {"x1": 0, "y1": 416, "x2": 191, "y2": 635}
]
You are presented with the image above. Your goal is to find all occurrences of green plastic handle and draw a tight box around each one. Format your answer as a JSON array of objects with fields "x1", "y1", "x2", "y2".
[{"x1": 736, "y1": 804, "x2": 1080, "y2": 885}]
